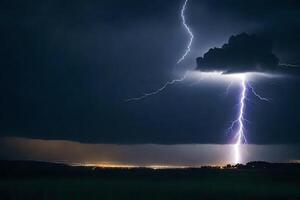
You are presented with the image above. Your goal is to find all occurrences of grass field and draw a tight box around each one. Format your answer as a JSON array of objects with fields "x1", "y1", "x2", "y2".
[{"x1": 1, "y1": 168, "x2": 300, "y2": 200}]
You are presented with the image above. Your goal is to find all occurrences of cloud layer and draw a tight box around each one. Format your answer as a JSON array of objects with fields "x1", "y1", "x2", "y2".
[{"x1": 196, "y1": 33, "x2": 279, "y2": 74}]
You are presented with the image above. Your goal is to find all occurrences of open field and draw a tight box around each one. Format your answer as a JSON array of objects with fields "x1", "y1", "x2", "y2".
[{"x1": 1, "y1": 161, "x2": 300, "y2": 200}]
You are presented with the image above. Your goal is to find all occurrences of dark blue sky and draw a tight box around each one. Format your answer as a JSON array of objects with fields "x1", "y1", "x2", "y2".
[{"x1": 0, "y1": 0, "x2": 300, "y2": 144}]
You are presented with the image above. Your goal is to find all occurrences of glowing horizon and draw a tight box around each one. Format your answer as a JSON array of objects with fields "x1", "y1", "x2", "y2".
[{"x1": 1, "y1": 137, "x2": 300, "y2": 167}]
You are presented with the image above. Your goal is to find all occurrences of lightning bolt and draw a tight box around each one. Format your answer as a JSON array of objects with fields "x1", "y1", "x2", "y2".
[
  {"x1": 232, "y1": 76, "x2": 247, "y2": 164},
  {"x1": 176, "y1": 0, "x2": 194, "y2": 64},
  {"x1": 126, "y1": 0, "x2": 193, "y2": 102},
  {"x1": 125, "y1": 0, "x2": 273, "y2": 166},
  {"x1": 228, "y1": 76, "x2": 270, "y2": 164}
]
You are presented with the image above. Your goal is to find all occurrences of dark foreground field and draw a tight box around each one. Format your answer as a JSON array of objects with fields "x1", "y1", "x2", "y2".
[{"x1": 0, "y1": 161, "x2": 300, "y2": 200}]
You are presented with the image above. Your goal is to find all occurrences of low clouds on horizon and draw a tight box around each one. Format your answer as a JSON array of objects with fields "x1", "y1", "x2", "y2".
[{"x1": 1, "y1": 137, "x2": 300, "y2": 165}]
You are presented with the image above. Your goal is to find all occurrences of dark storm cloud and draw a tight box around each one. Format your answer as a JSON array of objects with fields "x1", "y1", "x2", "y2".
[
  {"x1": 191, "y1": 0, "x2": 300, "y2": 64},
  {"x1": 196, "y1": 33, "x2": 279, "y2": 74}
]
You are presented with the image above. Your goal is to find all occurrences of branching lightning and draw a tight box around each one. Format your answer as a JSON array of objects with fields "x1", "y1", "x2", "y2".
[
  {"x1": 176, "y1": 0, "x2": 194, "y2": 64},
  {"x1": 126, "y1": 0, "x2": 193, "y2": 102},
  {"x1": 248, "y1": 83, "x2": 270, "y2": 102},
  {"x1": 125, "y1": 73, "x2": 188, "y2": 102},
  {"x1": 279, "y1": 63, "x2": 300, "y2": 68}
]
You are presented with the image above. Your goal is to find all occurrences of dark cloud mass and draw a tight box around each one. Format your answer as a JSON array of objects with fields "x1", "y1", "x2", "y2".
[{"x1": 196, "y1": 33, "x2": 279, "y2": 74}]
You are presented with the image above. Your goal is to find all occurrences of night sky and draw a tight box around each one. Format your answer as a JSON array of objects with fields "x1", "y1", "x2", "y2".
[{"x1": 1, "y1": 0, "x2": 300, "y2": 146}]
